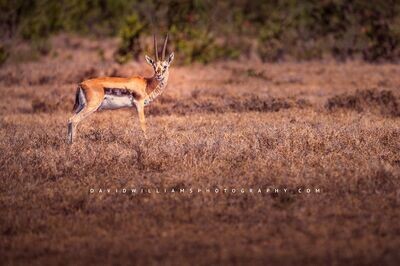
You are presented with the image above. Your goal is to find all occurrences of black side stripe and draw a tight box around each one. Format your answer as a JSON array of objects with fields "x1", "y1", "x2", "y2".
[{"x1": 104, "y1": 87, "x2": 132, "y2": 96}]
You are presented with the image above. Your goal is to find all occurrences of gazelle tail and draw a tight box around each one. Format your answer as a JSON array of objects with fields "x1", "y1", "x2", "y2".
[{"x1": 72, "y1": 86, "x2": 85, "y2": 113}]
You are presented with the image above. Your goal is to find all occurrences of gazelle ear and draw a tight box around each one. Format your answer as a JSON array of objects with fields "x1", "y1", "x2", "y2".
[
  {"x1": 145, "y1": 55, "x2": 155, "y2": 66},
  {"x1": 167, "y1": 52, "x2": 174, "y2": 64}
]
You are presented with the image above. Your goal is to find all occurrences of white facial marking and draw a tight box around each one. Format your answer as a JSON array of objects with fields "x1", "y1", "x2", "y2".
[{"x1": 154, "y1": 60, "x2": 170, "y2": 80}]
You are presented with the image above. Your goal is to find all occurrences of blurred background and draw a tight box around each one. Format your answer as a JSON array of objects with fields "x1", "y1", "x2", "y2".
[{"x1": 1, "y1": 0, "x2": 400, "y2": 65}]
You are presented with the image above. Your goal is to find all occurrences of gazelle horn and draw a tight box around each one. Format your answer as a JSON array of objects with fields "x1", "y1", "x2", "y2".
[
  {"x1": 154, "y1": 34, "x2": 159, "y2": 61},
  {"x1": 162, "y1": 33, "x2": 169, "y2": 60}
]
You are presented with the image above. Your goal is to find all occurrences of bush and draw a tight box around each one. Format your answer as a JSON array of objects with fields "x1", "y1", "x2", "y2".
[
  {"x1": 170, "y1": 26, "x2": 238, "y2": 64},
  {"x1": 1, "y1": 0, "x2": 399, "y2": 63},
  {"x1": 0, "y1": 45, "x2": 9, "y2": 65},
  {"x1": 255, "y1": 0, "x2": 400, "y2": 62},
  {"x1": 115, "y1": 13, "x2": 146, "y2": 64}
]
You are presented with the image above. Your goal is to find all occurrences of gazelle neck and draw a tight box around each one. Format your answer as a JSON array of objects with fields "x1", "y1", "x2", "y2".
[{"x1": 144, "y1": 71, "x2": 169, "y2": 106}]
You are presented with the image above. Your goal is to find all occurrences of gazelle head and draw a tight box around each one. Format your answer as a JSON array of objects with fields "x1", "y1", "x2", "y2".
[{"x1": 145, "y1": 34, "x2": 174, "y2": 81}]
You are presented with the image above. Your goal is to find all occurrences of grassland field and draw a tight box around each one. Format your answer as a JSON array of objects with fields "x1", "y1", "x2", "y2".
[{"x1": 0, "y1": 35, "x2": 399, "y2": 265}]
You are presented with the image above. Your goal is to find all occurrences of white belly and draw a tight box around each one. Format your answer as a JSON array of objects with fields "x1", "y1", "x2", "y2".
[{"x1": 99, "y1": 94, "x2": 134, "y2": 110}]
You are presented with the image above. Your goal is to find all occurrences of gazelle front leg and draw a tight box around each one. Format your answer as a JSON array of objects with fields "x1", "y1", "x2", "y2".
[{"x1": 136, "y1": 101, "x2": 147, "y2": 139}]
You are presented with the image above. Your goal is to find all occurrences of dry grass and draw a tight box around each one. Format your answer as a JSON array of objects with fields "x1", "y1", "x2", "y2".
[{"x1": 1, "y1": 35, "x2": 400, "y2": 265}]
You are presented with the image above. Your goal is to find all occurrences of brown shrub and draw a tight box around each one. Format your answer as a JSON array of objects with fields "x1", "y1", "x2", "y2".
[
  {"x1": 31, "y1": 94, "x2": 71, "y2": 113},
  {"x1": 0, "y1": 71, "x2": 21, "y2": 86},
  {"x1": 325, "y1": 89, "x2": 400, "y2": 117},
  {"x1": 147, "y1": 93, "x2": 309, "y2": 116}
]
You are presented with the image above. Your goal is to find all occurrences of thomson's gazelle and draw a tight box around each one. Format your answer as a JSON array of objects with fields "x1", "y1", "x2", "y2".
[{"x1": 67, "y1": 34, "x2": 174, "y2": 143}]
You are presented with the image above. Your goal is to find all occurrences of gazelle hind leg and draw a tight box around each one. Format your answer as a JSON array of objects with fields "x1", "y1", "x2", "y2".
[
  {"x1": 67, "y1": 121, "x2": 74, "y2": 144},
  {"x1": 68, "y1": 87, "x2": 86, "y2": 143},
  {"x1": 67, "y1": 105, "x2": 99, "y2": 144}
]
